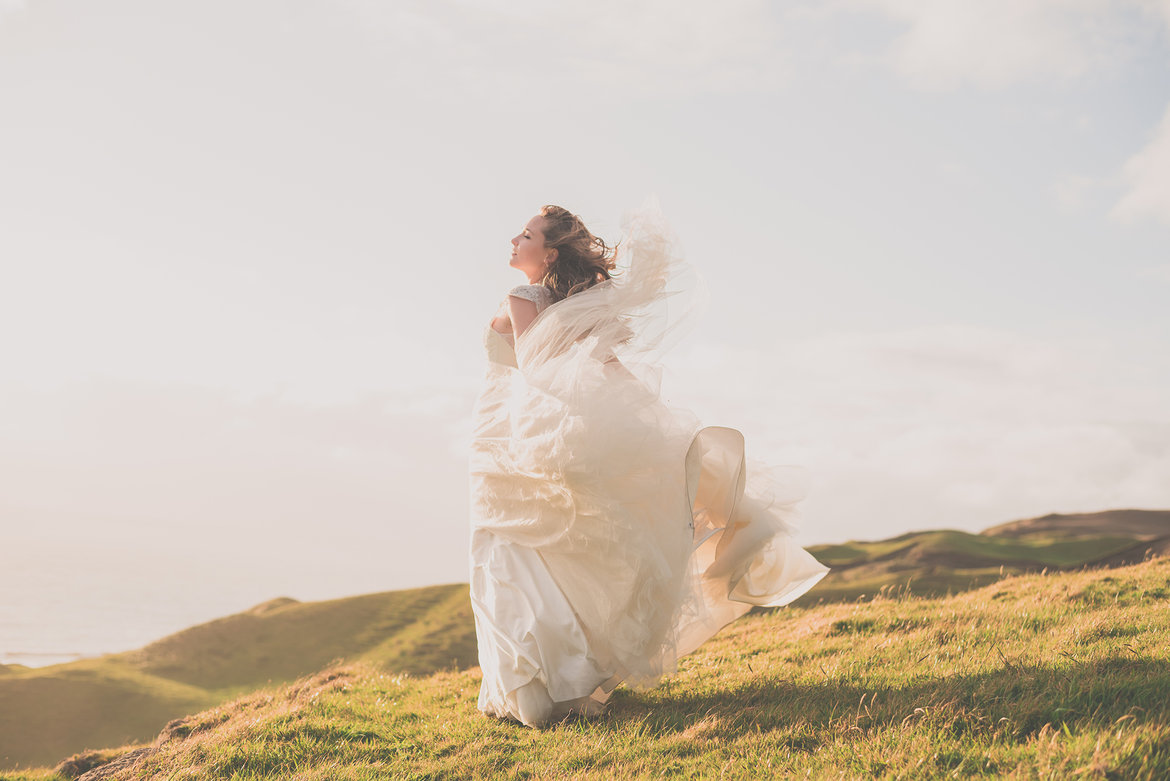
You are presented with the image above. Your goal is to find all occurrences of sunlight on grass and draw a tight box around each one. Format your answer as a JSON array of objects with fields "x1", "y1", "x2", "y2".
[
  {"x1": 6, "y1": 556, "x2": 1166, "y2": 779},
  {"x1": 0, "y1": 584, "x2": 475, "y2": 771}
]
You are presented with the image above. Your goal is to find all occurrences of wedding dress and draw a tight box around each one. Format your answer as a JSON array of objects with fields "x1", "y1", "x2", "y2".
[{"x1": 469, "y1": 207, "x2": 828, "y2": 726}]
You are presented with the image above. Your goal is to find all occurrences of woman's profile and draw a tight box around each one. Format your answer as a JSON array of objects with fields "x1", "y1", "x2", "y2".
[{"x1": 469, "y1": 204, "x2": 828, "y2": 726}]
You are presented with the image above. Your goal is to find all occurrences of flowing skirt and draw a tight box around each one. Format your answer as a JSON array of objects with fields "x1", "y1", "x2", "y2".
[{"x1": 469, "y1": 208, "x2": 828, "y2": 726}]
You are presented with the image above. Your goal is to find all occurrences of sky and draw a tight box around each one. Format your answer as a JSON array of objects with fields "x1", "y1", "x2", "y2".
[{"x1": 2, "y1": 0, "x2": 1169, "y2": 657}]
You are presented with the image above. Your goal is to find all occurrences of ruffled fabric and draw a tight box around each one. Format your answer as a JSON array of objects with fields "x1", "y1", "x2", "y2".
[{"x1": 470, "y1": 205, "x2": 828, "y2": 726}]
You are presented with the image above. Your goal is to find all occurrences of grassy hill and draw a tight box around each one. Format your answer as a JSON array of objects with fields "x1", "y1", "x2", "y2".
[
  {"x1": 3, "y1": 508, "x2": 1167, "y2": 775},
  {"x1": 5, "y1": 554, "x2": 1170, "y2": 779},
  {"x1": 983, "y1": 509, "x2": 1170, "y2": 540},
  {"x1": 796, "y1": 509, "x2": 1170, "y2": 605},
  {"x1": 0, "y1": 584, "x2": 475, "y2": 770}
]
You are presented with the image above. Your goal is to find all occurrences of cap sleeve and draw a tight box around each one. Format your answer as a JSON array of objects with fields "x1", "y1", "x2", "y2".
[{"x1": 508, "y1": 284, "x2": 553, "y2": 312}]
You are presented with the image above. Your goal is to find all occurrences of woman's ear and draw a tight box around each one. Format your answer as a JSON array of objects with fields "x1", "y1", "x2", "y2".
[{"x1": 545, "y1": 248, "x2": 558, "y2": 266}]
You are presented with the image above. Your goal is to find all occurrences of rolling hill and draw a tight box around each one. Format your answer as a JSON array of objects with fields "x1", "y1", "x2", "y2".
[
  {"x1": 7, "y1": 552, "x2": 1170, "y2": 780},
  {"x1": 0, "y1": 583, "x2": 475, "y2": 770},
  {"x1": 2, "y1": 508, "x2": 1167, "y2": 774},
  {"x1": 796, "y1": 508, "x2": 1170, "y2": 605}
]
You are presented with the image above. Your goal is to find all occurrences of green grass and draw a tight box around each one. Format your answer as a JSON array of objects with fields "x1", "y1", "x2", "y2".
[
  {"x1": 808, "y1": 529, "x2": 1144, "y2": 569},
  {"x1": 7, "y1": 556, "x2": 1170, "y2": 780},
  {"x1": 798, "y1": 527, "x2": 1158, "y2": 606},
  {"x1": 5, "y1": 509, "x2": 1166, "y2": 774},
  {"x1": 129, "y1": 583, "x2": 476, "y2": 689},
  {"x1": 0, "y1": 584, "x2": 475, "y2": 770}
]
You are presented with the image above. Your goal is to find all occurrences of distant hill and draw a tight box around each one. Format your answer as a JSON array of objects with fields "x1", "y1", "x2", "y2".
[
  {"x1": 14, "y1": 555, "x2": 1170, "y2": 780},
  {"x1": 0, "y1": 583, "x2": 475, "y2": 770},
  {"x1": 796, "y1": 509, "x2": 1170, "y2": 605},
  {"x1": 125, "y1": 583, "x2": 475, "y2": 689},
  {"x1": 981, "y1": 508, "x2": 1170, "y2": 541}
]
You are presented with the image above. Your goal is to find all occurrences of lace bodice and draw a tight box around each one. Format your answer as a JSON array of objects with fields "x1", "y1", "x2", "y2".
[
  {"x1": 484, "y1": 284, "x2": 556, "y2": 367},
  {"x1": 506, "y1": 284, "x2": 555, "y2": 311}
]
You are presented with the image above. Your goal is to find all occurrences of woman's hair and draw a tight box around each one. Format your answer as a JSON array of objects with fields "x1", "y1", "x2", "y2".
[{"x1": 538, "y1": 205, "x2": 616, "y2": 302}]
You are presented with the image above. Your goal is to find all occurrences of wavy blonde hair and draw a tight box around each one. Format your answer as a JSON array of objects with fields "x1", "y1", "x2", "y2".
[{"x1": 537, "y1": 205, "x2": 616, "y2": 302}]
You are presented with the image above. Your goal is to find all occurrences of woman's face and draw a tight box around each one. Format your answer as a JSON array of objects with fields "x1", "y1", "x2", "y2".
[{"x1": 510, "y1": 216, "x2": 554, "y2": 279}]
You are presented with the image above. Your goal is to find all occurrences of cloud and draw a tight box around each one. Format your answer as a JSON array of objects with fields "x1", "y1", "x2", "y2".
[
  {"x1": 0, "y1": 0, "x2": 25, "y2": 20},
  {"x1": 1053, "y1": 173, "x2": 1101, "y2": 211},
  {"x1": 670, "y1": 324, "x2": 1170, "y2": 542},
  {"x1": 846, "y1": 1, "x2": 1170, "y2": 226},
  {"x1": 341, "y1": 0, "x2": 1168, "y2": 98},
  {"x1": 1138, "y1": 262, "x2": 1170, "y2": 282},
  {"x1": 3, "y1": 322, "x2": 1169, "y2": 649},
  {"x1": 855, "y1": 0, "x2": 1163, "y2": 90},
  {"x1": 13, "y1": 324, "x2": 1166, "y2": 555},
  {"x1": 1112, "y1": 103, "x2": 1170, "y2": 225},
  {"x1": 0, "y1": 381, "x2": 474, "y2": 566},
  {"x1": 345, "y1": 0, "x2": 787, "y2": 97},
  {"x1": 0, "y1": 379, "x2": 479, "y2": 654}
]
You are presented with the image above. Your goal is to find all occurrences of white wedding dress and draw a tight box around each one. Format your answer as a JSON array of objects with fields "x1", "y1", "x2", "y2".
[{"x1": 469, "y1": 208, "x2": 828, "y2": 726}]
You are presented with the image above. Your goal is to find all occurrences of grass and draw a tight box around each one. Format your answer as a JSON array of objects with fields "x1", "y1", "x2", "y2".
[
  {"x1": 807, "y1": 529, "x2": 1145, "y2": 569},
  {"x1": 0, "y1": 584, "x2": 475, "y2": 770},
  {"x1": 128, "y1": 583, "x2": 476, "y2": 689},
  {"x1": 797, "y1": 525, "x2": 1162, "y2": 606},
  {"x1": 6, "y1": 555, "x2": 1169, "y2": 780},
  {"x1": 5, "y1": 509, "x2": 1166, "y2": 773}
]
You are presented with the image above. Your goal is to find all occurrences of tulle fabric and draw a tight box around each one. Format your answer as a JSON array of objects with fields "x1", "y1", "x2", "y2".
[{"x1": 470, "y1": 206, "x2": 828, "y2": 726}]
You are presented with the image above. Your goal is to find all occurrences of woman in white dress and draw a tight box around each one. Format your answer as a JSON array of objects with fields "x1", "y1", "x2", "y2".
[{"x1": 470, "y1": 204, "x2": 828, "y2": 727}]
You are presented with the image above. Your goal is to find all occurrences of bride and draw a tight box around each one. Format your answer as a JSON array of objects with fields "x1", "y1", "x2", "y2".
[{"x1": 470, "y1": 204, "x2": 828, "y2": 726}]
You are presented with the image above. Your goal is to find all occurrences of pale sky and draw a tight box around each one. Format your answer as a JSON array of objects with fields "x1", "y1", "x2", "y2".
[{"x1": 2, "y1": 1, "x2": 1169, "y2": 655}]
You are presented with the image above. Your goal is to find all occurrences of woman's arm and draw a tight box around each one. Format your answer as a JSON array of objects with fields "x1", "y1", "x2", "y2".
[{"x1": 507, "y1": 295, "x2": 539, "y2": 340}]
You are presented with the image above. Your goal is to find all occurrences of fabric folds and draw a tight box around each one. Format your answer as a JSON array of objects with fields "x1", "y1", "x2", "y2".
[{"x1": 470, "y1": 206, "x2": 828, "y2": 726}]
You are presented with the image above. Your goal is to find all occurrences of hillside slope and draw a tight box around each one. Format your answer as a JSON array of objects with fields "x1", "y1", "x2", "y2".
[
  {"x1": 4, "y1": 509, "x2": 1167, "y2": 773},
  {"x1": 797, "y1": 509, "x2": 1170, "y2": 605},
  {"x1": 10, "y1": 555, "x2": 1170, "y2": 780},
  {"x1": 982, "y1": 508, "x2": 1170, "y2": 539},
  {"x1": 0, "y1": 584, "x2": 475, "y2": 770}
]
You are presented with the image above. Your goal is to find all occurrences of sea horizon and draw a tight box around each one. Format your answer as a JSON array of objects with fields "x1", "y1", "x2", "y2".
[{"x1": 0, "y1": 539, "x2": 460, "y2": 669}]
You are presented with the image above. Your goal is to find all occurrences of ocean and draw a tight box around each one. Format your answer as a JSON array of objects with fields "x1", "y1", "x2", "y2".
[{"x1": 1, "y1": 537, "x2": 451, "y2": 668}]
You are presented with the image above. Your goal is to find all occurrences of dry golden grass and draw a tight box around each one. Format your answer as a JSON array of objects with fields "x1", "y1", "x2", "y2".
[
  {"x1": 6, "y1": 555, "x2": 1167, "y2": 780},
  {"x1": 0, "y1": 584, "x2": 475, "y2": 770}
]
